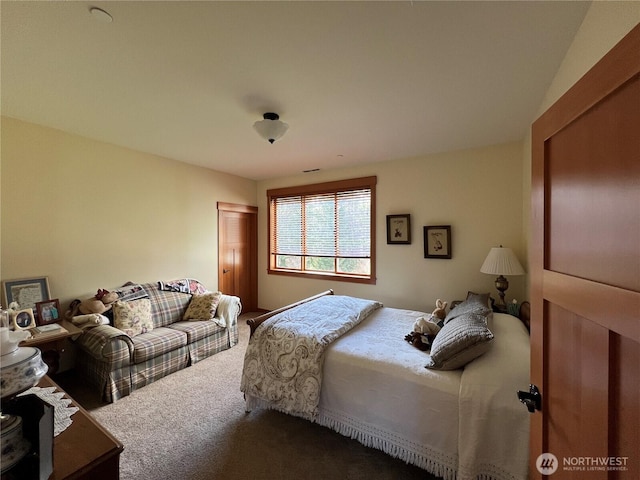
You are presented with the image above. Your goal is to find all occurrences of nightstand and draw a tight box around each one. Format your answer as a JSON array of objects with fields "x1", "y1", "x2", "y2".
[{"x1": 20, "y1": 319, "x2": 82, "y2": 375}]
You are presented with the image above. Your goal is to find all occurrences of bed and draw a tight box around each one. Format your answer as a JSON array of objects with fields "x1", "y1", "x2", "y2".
[{"x1": 241, "y1": 290, "x2": 530, "y2": 480}]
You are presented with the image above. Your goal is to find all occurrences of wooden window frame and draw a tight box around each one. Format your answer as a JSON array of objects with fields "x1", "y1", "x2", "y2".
[{"x1": 267, "y1": 176, "x2": 376, "y2": 285}]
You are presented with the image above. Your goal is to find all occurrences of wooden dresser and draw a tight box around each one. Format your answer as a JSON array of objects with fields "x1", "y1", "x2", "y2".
[{"x1": 2, "y1": 376, "x2": 123, "y2": 480}]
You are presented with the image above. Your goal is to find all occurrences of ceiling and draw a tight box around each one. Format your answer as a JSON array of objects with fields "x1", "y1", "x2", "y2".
[{"x1": 1, "y1": 1, "x2": 590, "y2": 181}]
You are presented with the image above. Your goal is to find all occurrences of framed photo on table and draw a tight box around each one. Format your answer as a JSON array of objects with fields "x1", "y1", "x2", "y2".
[
  {"x1": 2, "y1": 277, "x2": 51, "y2": 321},
  {"x1": 36, "y1": 299, "x2": 61, "y2": 326},
  {"x1": 12, "y1": 308, "x2": 36, "y2": 330},
  {"x1": 424, "y1": 225, "x2": 452, "y2": 259},
  {"x1": 386, "y1": 214, "x2": 411, "y2": 244}
]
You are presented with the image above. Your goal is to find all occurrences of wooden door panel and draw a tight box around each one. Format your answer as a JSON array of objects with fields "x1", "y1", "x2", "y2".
[
  {"x1": 221, "y1": 211, "x2": 251, "y2": 304},
  {"x1": 531, "y1": 24, "x2": 640, "y2": 480},
  {"x1": 612, "y1": 334, "x2": 640, "y2": 474},
  {"x1": 218, "y1": 203, "x2": 258, "y2": 312},
  {"x1": 543, "y1": 271, "x2": 640, "y2": 342},
  {"x1": 546, "y1": 74, "x2": 640, "y2": 291},
  {"x1": 220, "y1": 212, "x2": 243, "y2": 295},
  {"x1": 546, "y1": 304, "x2": 609, "y2": 460}
]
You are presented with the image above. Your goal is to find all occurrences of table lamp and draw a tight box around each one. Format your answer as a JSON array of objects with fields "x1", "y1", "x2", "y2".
[{"x1": 480, "y1": 246, "x2": 525, "y2": 311}]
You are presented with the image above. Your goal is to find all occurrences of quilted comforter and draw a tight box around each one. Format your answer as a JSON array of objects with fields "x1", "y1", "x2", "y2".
[{"x1": 240, "y1": 295, "x2": 382, "y2": 418}]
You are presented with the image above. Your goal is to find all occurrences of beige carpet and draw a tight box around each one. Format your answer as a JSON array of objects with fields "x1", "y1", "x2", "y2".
[{"x1": 57, "y1": 314, "x2": 439, "y2": 480}]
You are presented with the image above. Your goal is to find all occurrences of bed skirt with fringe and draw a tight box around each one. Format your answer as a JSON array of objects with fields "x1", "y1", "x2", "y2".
[{"x1": 244, "y1": 394, "x2": 458, "y2": 480}]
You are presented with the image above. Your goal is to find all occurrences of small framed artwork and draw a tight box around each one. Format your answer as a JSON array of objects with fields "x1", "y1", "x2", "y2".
[
  {"x1": 424, "y1": 225, "x2": 452, "y2": 259},
  {"x1": 12, "y1": 308, "x2": 36, "y2": 330},
  {"x1": 35, "y1": 299, "x2": 61, "y2": 326},
  {"x1": 2, "y1": 277, "x2": 51, "y2": 321},
  {"x1": 386, "y1": 214, "x2": 411, "y2": 244}
]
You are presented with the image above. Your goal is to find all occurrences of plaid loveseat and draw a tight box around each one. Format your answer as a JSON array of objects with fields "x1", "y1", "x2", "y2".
[{"x1": 74, "y1": 282, "x2": 241, "y2": 403}]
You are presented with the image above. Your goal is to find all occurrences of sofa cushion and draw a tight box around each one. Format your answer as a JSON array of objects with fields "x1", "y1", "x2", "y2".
[
  {"x1": 183, "y1": 292, "x2": 222, "y2": 321},
  {"x1": 131, "y1": 327, "x2": 188, "y2": 363},
  {"x1": 168, "y1": 320, "x2": 226, "y2": 344},
  {"x1": 113, "y1": 299, "x2": 154, "y2": 337},
  {"x1": 140, "y1": 283, "x2": 191, "y2": 328}
]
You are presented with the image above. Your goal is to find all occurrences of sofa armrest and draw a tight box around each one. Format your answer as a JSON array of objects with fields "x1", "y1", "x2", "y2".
[
  {"x1": 214, "y1": 294, "x2": 242, "y2": 328},
  {"x1": 74, "y1": 325, "x2": 134, "y2": 366}
]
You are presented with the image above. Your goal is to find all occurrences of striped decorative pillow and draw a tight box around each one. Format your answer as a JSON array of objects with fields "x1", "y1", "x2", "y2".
[{"x1": 425, "y1": 312, "x2": 493, "y2": 370}]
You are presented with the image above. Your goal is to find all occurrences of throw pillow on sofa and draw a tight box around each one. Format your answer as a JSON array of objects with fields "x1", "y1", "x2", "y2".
[
  {"x1": 113, "y1": 298, "x2": 154, "y2": 337},
  {"x1": 183, "y1": 292, "x2": 222, "y2": 321}
]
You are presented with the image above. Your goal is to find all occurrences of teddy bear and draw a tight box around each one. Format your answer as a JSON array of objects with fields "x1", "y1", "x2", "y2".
[
  {"x1": 404, "y1": 331, "x2": 435, "y2": 351},
  {"x1": 405, "y1": 299, "x2": 449, "y2": 352},
  {"x1": 412, "y1": 317, "x2": 439, "y2": 335},
  {"x1": 66, "y1": 288, "x2": 119, "y2": 318},
  {"x1": 412, "y1": 299, "x2": 447, "y2": 335},
  {"x1": 431, "y1": 298, "x2": 447, "y2": 321}
]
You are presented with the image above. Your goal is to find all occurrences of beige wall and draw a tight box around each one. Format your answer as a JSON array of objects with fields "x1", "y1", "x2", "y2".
[
  {"x1": 257, "y1": 141, "x2": 525, "y2": 312},
  {"x1": 537, "y1": 2, "x2": 640, "y2": 116},
  {"x1": 521, "y1": 3, "x2": 640, "y2": 298},
  {"x1": 4, "y1": 3, "x2": 635, "y2": 317},
  {"x1": 257, "y1": 4, "x2": 640, "y2": 313},
  {"x1": 0, "y1": 117, "x2": 257, "y2": 310}
]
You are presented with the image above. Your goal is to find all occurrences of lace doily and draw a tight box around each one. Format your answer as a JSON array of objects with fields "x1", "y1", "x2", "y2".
[{"x1": 18, "y1": 386, "x2": 79, "y2": 436}]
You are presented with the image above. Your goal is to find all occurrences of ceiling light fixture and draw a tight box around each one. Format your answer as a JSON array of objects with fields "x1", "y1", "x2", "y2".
[{"x1": 253, "y1": 112, "x2": 289, "y2": 144}]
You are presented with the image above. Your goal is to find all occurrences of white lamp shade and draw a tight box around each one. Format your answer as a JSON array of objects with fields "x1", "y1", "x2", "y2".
[
  {"x1": 253, "y1": 116, "x2": 289, "y2": 143},
  {"x1": 480, "y1": 247, "x2": 525, "y2": 276}
]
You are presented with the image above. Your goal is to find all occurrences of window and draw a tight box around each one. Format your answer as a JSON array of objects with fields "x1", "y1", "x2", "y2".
[{"x1": 267, "y1": 176, "x2": 376, "y2": 284}]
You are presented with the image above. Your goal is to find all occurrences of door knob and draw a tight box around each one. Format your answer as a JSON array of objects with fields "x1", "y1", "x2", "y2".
[
  {"x1": 517, "y1": 384, "x2": 541, "y2": 413},
  {"x1": 223, "y1": 269, "x2": 230, "y2": 274}
]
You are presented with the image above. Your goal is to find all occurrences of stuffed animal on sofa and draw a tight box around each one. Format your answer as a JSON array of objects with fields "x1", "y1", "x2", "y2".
[{"x1": 66, "y1": 289, "x2": 119, "y2": 318}]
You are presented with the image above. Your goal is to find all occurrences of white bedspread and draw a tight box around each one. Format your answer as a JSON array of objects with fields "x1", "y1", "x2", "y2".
[
  {"x1": 457, "y1": 313, "x2": 530, "y2": 480},
  {"x1": 317, "y1": 307, "x2": 462, "y2": 478},
  {"x1": 245, "y1": 304, "x2": 530, "y2": 480}
]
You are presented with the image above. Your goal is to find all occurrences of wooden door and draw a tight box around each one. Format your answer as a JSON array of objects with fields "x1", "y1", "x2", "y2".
[
  {"x1": 530, "y1": 25, "x2": 639, "y2": 479},
  {"x1": 218, "y1": 202, "x2": 258, "y2": 312}
]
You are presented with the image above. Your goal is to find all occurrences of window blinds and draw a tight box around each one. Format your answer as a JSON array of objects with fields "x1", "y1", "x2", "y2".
[{"x1": 271, "y1": 188, "x2": 371, "y2": 259}]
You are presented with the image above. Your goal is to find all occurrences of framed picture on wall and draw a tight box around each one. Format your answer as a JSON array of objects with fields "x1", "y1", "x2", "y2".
[
  {"x1": 2, "y1": 277, "x2": 51, "y2": 321},
  {"x1": 386, "y1": 214, "x2": 411, "y2": 244},
  {"x1": 424, "y1": 225, "x2": 452, "y2": 259}
]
